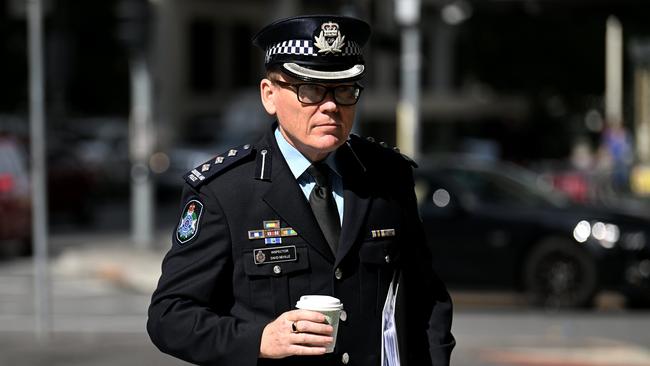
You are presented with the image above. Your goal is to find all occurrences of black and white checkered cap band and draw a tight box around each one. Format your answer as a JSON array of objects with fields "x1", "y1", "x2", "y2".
[{"x1": 265, "y1": 40, "x2": 361, "y2": 62}]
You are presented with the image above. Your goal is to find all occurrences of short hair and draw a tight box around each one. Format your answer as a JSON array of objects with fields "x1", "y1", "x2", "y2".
[{"x1": 265, "y1": 64, "x2": 283, "y2": 79}]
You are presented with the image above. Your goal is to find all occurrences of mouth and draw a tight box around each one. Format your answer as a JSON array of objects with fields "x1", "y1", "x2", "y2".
[{"x1": 314, "y1": 122, "x2": 341, "y2": 128}]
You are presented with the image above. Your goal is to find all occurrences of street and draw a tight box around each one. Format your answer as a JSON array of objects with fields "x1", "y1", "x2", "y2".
[
  {"x1": 0, "y1": 256, "x2": 185, "y2": 365},
  {"x1": 1, "y1": 237, "x2": 650, "y2": 366},
  {"x1": 453, "y1": 309, "x2": 650, "y2": 366}
]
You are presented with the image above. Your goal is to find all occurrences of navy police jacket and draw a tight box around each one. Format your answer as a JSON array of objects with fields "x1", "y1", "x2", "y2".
[{"x1": 147, "y1": 124, "x2": 455, "y2": 365}]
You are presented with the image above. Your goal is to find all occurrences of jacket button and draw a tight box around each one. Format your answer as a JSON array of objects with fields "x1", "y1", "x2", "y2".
[
  {"x1": 385, "y1": 255, "x2": 391, "y2": 263},
  {"x1": 335, "y1": 268, "x2": 343, "y2": 280},
  {"x1": 273, "y1": 265, "x2": 282, "y2": 274},
  {"x1": 340, "y1": 310, "x2": 347, "y2": 322},
  {"x1": 342, "y1": 352, "x2": 350, "y2": 364}
]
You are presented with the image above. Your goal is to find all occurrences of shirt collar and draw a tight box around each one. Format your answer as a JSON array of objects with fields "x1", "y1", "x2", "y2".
[
  {"x1": 274, "y1": 127, "x2": 342, "y2": 179},
  {"x1": 274, "y1": 128, "x2": 313, "y2": 179}
]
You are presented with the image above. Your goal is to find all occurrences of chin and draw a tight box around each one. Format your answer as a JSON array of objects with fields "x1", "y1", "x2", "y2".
[{"x1": 310, "y1": 135, "x2": 345, "y2": 152}]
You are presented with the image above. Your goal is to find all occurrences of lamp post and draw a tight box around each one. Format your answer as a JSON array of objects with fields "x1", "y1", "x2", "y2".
[
  {"x1": 395, "y1": 0, "x2": 421, "y2": 161},
  {"x1": 605, "y1": 16, "x2": 624, "y2": 128},
  {"x1": 117, "y1": 0, "x2": 155, "y2": 249},
  {"x1": 27, "y1": 0, "x2": 51, "y2": 341}
]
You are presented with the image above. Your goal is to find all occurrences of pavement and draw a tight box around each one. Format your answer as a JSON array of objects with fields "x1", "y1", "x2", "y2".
[{"x1": 51, "y1": 233, "x2": 167, "y2": 295}]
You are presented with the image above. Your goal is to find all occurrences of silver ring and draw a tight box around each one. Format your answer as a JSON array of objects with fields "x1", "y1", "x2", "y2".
[{"x1": 291, "y1": 321, "x2": 298, "y2": 333}]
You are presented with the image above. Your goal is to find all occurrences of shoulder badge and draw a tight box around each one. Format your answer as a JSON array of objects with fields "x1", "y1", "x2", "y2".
[
  {"x1": 349, "y1": 134, "x2": 418, "y2": 168},
  {"x1": 184, "y1": 144, "x2": 254, "y2": 188},
  {"x1": 176, "y1": 199, "x2": 204, "y2": 244}
]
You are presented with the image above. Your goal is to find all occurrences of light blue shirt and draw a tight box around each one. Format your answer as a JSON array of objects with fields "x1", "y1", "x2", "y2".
[{"x1": 274, "y1": 128, "x2": 344, "y2": 226}]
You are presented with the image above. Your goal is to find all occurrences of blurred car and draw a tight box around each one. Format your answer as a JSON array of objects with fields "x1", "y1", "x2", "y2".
[
  {"x1": 416, "y1": 155, "x2": 650, "y2": 308},
  {"x1": 47, "y1": 142, "x2": 99, "y2": 225},
  {"x1": 0, "y1": 136, "x2": 31, "y2": 257}
]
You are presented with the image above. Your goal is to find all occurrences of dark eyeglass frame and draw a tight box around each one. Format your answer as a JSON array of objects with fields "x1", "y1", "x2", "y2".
[{"x1": 270, "y1": 78, "x2": 364, "y2": 106}]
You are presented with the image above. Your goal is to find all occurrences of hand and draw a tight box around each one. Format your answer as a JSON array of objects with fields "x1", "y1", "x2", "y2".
[{"x1": 259, "y1": 309, "x2": 334, "y2": 359}]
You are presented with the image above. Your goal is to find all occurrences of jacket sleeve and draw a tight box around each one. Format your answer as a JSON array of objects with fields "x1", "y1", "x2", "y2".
[
  {"x1": 397, "y1": 165, "x2": 456, "y2": 366},
  {"x1": 147, "y1": 184, "x2": 266, "y2": 366}
]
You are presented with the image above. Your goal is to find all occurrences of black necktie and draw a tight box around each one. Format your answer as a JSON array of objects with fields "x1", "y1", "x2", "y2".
[{"x1": 307, "y1": 162, "x2": 341, "y2": 255}]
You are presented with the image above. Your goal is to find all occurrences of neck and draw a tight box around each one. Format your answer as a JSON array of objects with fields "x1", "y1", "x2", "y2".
[{"x1": 277, "y1": 127, "x2": 334, "y2": 162}]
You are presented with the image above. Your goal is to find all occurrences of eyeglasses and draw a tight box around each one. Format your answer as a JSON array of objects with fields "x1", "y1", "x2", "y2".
[{"x1": 270, "y1": 79, "x2": 364, "y2": 106}]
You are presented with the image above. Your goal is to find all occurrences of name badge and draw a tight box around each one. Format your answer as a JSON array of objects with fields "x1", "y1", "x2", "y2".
[{"x1": 254, "y1": 245, "x2": 297, "y2": 265}]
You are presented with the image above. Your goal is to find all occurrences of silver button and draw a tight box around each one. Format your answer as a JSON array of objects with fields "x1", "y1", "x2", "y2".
[
  {"x1": 340, "y1": 310, "x2": 347, "y2": 322},
  {"x1": 385, "y1": 255, "x2": 391, "y2": 263},
  {"x1": 335, "y1": 268, "x2": 343, "y2": 280},
  {"x1": 342, "y1": 352, "x2": 350, "y2": 364},
  {"x1": 273, "y1": 265, "x2": 282, "y2": 274}
]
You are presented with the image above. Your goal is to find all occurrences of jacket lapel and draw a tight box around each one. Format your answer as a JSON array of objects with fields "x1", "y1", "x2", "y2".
[
  {"x1": 258, "y1": 129, "x2": 336, "y2": 263},
  {"x1": 334, "y1": 142, "x2": 371, "y2": 267}
]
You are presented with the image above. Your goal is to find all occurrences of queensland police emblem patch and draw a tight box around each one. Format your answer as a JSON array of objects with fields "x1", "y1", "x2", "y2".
[{"x1": 176, "y1": 199, "x2": 204, "y2": 244}]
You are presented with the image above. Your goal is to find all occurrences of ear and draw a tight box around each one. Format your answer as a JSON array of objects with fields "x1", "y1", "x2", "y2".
[{"x1": 260, "y1": 78, "x2": 277, "y2": 115}]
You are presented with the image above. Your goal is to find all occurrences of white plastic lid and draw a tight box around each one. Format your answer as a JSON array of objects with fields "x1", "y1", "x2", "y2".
[{"x1": 295, "y1": 295, "x2": 343, "y2": 311}]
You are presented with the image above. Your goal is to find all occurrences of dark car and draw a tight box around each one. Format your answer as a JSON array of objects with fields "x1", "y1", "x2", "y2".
[
  {"x1": 416, "y1": 155, "x2": 650, "y2": 308},
  {"x1": 0, "y1": 137, "x2": 31, "y2": 257}
]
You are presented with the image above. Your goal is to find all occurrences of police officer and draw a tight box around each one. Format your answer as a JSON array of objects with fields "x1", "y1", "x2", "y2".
[{"x1": 147, "y1": 15, "x2": 454, "y2": 366}]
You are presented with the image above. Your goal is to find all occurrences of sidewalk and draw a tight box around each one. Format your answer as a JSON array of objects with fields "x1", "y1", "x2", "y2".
[{"x1": 51, "y1": 232, "x2": 168, "y2": 295}]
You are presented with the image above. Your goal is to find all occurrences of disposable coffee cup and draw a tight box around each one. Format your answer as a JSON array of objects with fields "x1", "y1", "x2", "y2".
[{"x1": 295, "y1": 295, "x2": 343, "y2": 353}]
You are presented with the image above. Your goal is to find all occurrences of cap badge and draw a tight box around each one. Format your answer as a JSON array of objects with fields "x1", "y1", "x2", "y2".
[{"x1": 314, "y1": 22, "x2": 345, "y2": 54}]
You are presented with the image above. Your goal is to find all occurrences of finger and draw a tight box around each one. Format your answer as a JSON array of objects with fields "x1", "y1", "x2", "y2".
[
  {"x1": 291, "y1": 332, "x2": 334, "y2": 347},
  {"x1": 286, "y1": 309, "x2": 328, "y2": 323},
  {"x1": 287, "y1": 344, "x2": 328, "y2": 356},
  {"x1": 292, "y1": 320, "x2": 333, "y2": 335}
]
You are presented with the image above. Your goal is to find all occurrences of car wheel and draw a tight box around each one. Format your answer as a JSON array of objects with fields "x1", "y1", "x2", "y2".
[
  {"x1": 523, "y1": 238, "x2": 598, "y2": 309},
  {"x1": 623, "y1": 288, "x2": 650, "y2": 309}
]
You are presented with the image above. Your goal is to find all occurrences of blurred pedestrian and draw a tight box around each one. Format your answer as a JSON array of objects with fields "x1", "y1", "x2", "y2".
[
  {"x1": 599, "y1": 123, "x2": 634, "y2": 193},
  {"x1": 147, "y1": 14, "x2": 454, "y2": 366}
]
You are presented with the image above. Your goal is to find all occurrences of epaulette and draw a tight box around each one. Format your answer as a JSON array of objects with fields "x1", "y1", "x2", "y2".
[
  {"x1": 349, "y1": 134, "x2": 418, "y2": 168},
  {"x1": 183, "y1": 144, "x2": 254, "y2": 188}
]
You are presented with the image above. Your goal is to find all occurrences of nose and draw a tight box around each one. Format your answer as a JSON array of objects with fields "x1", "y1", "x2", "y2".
[{"x1": 319, "y1": 90, "x2": 339, "y2": 111}]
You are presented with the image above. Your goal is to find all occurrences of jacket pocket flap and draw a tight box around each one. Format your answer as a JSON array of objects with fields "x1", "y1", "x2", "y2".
[{"x1": 359, "y1": 240, "x2": 400, "y2": 265}]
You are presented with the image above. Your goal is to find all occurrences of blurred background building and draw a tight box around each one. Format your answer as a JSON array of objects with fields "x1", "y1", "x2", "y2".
[{"x1": 2, "y1": 0, "x2": 650, "y2": 206}]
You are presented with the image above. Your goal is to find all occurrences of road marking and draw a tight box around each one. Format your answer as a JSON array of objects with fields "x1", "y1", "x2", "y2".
[{"x1": 480, "y1": 345, "x2": 650, "y2": 366}]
